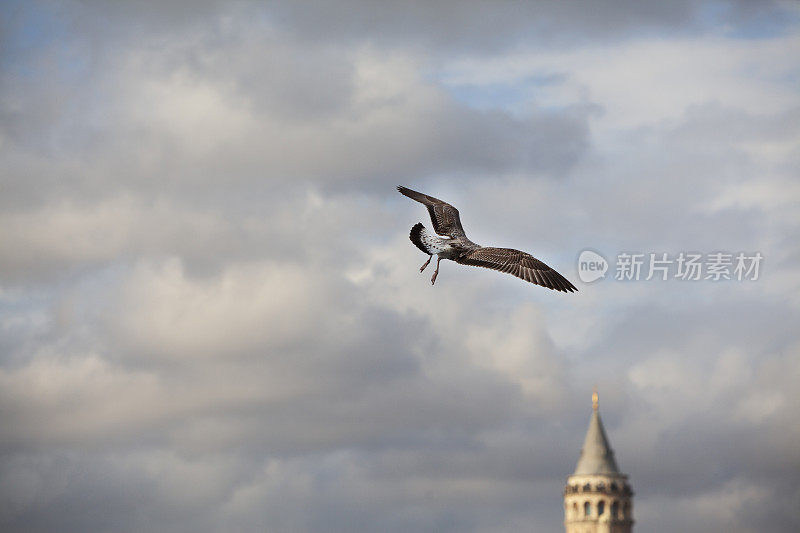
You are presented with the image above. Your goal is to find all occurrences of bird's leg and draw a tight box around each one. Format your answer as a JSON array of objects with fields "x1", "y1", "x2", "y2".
[
  {"x1": 431, "y1": 256, "x2": 441, "y2": 285},
  {"x1": 419, "y1": 255, "x2": 432, "y2": 272}
]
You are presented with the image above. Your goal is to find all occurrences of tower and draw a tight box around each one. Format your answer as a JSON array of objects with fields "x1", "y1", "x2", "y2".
[{"x1": 563, "y1": 390, "x2": 633, "y2": 533}]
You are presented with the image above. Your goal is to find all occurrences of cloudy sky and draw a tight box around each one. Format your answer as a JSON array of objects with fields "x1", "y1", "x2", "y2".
[{"x1": 1, "y1": 1, "x2": 799, "y2": 532}]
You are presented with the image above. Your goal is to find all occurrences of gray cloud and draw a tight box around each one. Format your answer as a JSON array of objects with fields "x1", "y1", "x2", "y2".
[
  {"x1": 68, "y1": 0, "x2": 788, "y2": 51},
  {"x1": 0, "y1": 11, "x2": 590, "y2": 216}
]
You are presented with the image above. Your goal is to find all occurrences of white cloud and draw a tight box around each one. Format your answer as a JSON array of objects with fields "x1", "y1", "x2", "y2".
[
  {"x1": 441, "y1": 33, "x2": 800, "y2": 134},
  {"x1": 110, "y1": 258, "x2": 326, "y2": 359},
  {"x1": 0, "y1": 196, "x2": 233, "y2": 280}
]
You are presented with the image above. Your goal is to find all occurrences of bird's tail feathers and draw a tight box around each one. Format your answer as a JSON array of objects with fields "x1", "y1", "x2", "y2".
[{"x1": 409, "y1": 223, "x2": 432, "y2": 255}]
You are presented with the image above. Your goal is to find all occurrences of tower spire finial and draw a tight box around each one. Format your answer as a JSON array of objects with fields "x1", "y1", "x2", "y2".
[{"x1": 592, "y1": 386, "x2": 598, "y2": 411}]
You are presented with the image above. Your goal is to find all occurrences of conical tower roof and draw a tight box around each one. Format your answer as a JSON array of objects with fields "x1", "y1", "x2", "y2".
[{"x1": 573, "y1": 389, "x2": 620, "y2": 475}]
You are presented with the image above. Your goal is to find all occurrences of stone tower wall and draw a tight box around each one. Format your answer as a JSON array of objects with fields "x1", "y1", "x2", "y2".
[{"x1": 564, "y1": 474, "x2": 633, "y2": 533}]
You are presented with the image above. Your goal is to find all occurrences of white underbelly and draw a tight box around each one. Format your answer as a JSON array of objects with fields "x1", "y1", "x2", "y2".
[{"x1": 420, "y1": 232, "x2": 452, "y2": 254}]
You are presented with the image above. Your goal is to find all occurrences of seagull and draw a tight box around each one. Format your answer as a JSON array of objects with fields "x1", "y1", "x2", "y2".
[{"x1": 397, "y1": 186, "x2": 577, "y2": 292}]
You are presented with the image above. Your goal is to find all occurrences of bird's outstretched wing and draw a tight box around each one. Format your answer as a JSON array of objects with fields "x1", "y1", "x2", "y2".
[
  {"x1": 456, "y1": 247, "x2": 578, "y2": 292},
  {"x1": 397, "y1": 186, "x2": 466, "y2": 239}
]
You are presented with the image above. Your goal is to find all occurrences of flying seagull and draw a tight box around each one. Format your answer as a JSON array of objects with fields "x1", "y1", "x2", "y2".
[{"x1": 397, "y1": 186, "x2": 577, "y2": 292}]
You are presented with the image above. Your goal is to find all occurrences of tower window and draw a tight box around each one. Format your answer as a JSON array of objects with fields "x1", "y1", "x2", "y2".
[
  {"x1": 584, "y1": 501, "x2": 591, "y2": 516},
  {"x1": 598, "y1": 500, "x2": 605, "y2": 515},
  {"x1": 583, "y1": 483, "x2": 591, "y2": 492},
  {"x1": 611, "y1": 501, "x2": 619, "y2": 518}
]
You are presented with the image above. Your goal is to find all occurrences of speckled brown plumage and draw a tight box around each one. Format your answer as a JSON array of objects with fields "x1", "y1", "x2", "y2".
[{"x1": 398, "y1": 186, "x2": 577, "y2": 292}]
